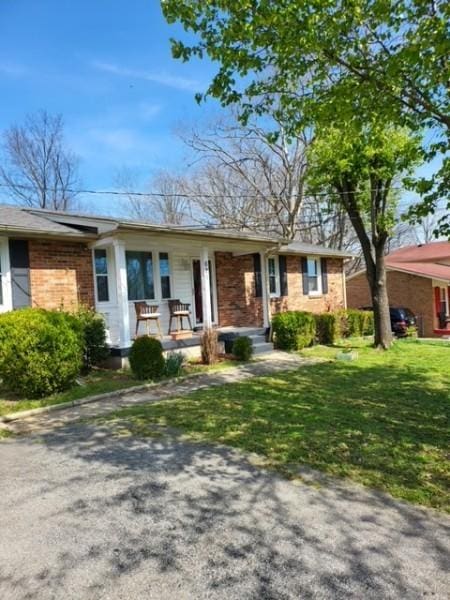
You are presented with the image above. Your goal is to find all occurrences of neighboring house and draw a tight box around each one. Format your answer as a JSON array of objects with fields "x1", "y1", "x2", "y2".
[
  {"x1": 347, "y1": 242, "x2": 450, "y2": 337},
  {"x1": 0, "y1": 204, "x2": 351, "y2": 361}
]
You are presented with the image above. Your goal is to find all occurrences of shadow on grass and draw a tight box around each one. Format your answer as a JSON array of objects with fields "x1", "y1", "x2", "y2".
[{"x1": 95, "y1": 358, "x2": 450, "y2": 512}]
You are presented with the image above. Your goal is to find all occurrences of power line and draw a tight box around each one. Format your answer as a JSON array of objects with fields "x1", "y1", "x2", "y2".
[{"x1": 0, "y1": 181, "x2": 414, "y2": 201}]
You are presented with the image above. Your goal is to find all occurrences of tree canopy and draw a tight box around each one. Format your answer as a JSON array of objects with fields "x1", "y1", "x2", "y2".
[{"x1": 162, "y1": 0, "x2": 450, "y2": 234}]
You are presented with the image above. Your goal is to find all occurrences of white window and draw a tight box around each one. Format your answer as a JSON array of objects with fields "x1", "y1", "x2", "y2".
[
  {"x1": 0, "y1": 252, "x2": 3, "y2": 306},
  {"x1": 159, "y1": 252, "x2": 172, "y2": 299},
  {"x1": 268, "y1": 256, "x2": 280, "y2": 297},
  {"x1": 94, "y1": 249, "x2": 110, "y2": 303},
  {"x1": 307, "y1": 257, "x2": 322, "y2": 295},
  {"x1": 440, "y1": 287, "x2": 448, "y2": 315},
  {"x1": 126, "y1": 251, "x2": 155, "y2": 301}
]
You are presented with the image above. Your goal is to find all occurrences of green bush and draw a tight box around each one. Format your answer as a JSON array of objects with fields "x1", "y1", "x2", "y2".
[
  {"x1": 272, "y1": 311, "x2": 316, "y2": 350},
  {"x1": 129, "y1": 336, "x2": 165, "y2": 380},
  {"x1": 232, "y1": 336, "x2": 254, "y2": 361},
  {"x1": 74, "y1": 308, "x2": 109, "y2": 371},
  {"x1": 164, "y1": 351, "x2": 185, "y2": 377},
  {"x1": 315, "y1": 313, "x2": 342, "y2": 345},
  {"x1": 344, "y1": 309, "x2": 374, "y2": 337},
  {"x1": 0, "y1": 308, "x2": 83, "y2": 398}
]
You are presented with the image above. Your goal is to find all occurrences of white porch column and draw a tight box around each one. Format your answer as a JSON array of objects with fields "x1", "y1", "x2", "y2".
[
  {"x1": 0, "y1": 237, "x2": 13, "y2": 313},
  {"x1": 260, "y1": 250, "x2": 271, "y2": 328},
  {"x1": 113, "y1": 240, "x2": 131, "y2": 347},
  {"x1": 200, "y1": 246, "x2": 213, "y2": 328}
]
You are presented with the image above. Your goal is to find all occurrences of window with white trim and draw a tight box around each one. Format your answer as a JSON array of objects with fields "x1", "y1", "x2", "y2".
[
  {"x1": 268, "y1": 256, "x2": 280, "y2": 297},
  {"x1": 159, "y1": 252, "x2": 172, "y2": 299},
  {"x1": 94, "y1": 249, "x2": 110, "y2": 303},
  {"x1": 0, "y1": 253, "x2": 3, "y2": 305},
  {"x1": 126, "y1": 251, "x2": 155, "y2": 301},
  {"x1": 307, "y1": 257, "x2": 322, "y2": 295}
]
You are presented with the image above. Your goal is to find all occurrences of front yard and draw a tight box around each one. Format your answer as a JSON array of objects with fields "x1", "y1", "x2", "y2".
[
  {"x1": 101, "y1": 340, "x2": 450, "y2": 511},
  {"x1": 0, "y1": 358, "x2": 239, "y2": 418}
]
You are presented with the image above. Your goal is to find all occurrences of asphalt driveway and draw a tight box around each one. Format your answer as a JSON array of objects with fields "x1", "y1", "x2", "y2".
[{"x1": 0, "y1": 423, "x2": 449, "y2": 599}]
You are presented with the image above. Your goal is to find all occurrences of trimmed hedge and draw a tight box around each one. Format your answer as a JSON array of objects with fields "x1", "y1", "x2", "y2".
[
  {"x1": 315, "y1": 313, "x2": 342, "y2": 345},
  {"x1": 129, "y1": 336, "x2": 165, "y2": 380},
  {"x1": 345, "y1": 309, "x2": 374, "y2": 337},
  {"x1": 232, "y1": 336, "x2": 253, "y2": 361},
  {"x1": 272, "y1": 311, "x2": 316, "y2": 350},
  {"x1": 0, "y1": 308, "x2": 83, "y2": 398}
]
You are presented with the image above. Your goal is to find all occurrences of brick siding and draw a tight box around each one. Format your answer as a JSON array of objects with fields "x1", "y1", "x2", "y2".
[
  {"x1": 29, "y1": 239, "x2": 94, "y2": 311},
  {"x1": 215, "y1": 252, "x2": 346, "y2": 327},
  {"x1": 270, "y1": 256, "x2": 345, "y2": 315},
  {"x1": 215, "y1": 252, "x2": 264, "y2": 327},
  {"x1": 346, "y1": 270, "x2": 435, "y2": 337}
]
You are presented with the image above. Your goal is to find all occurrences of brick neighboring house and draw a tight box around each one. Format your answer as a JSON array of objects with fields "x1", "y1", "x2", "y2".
[
  {"x1": 0, "y1": 204, "x2": 351, "y2": 360},
  {"x1": 346, "y1": 242, "x2": 450, "y2": 337}
]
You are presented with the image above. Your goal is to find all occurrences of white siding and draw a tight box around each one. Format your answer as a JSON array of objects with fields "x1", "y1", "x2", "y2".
[{"x1": 93, "y1": 232, "x2": 269, "y2": 347}]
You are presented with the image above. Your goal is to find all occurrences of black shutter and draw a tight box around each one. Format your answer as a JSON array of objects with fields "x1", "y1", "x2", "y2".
[
  {"x1": 279, "y1": 255, "x2": 288, "y2": 296},
  {"x1": 253, "y1": 253, "x2": 262, "y2": 298},
  {"x1": 321, "y1": 258, "x2": 328, "y2": 294},
  {"x1": 301, "y1": 257, "x2": 309, "y2": 295}
]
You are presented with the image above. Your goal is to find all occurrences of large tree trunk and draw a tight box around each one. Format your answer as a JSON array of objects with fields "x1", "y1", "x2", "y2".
[{"x1": 365, "y1": 249, "x2": 393, "y2": 349}]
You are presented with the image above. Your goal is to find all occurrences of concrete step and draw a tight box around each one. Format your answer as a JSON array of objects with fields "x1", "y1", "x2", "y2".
[
  {"x1": 253, "y1": 342, "x2": 275, "y2": 355},
  {"x1": 249, "y1": 334, "x2": 267, "y2": 344}
]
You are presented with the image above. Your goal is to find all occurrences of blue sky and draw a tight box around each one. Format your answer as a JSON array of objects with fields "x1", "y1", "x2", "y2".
[
  {"x1": 0, "y1": 0, "x2": 443, "y2": 218},
  {"x1": 0, "y1": 0, "x2": 220, "y2": 212}
]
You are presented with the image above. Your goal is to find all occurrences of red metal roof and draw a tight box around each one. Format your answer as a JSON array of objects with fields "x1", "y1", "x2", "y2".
[
  {"x1": 387, "y1": 241, "x2": 450, "y2": 262},
  {"x1": 386, "y1": 242, "x2": 450, "y2": 282}
]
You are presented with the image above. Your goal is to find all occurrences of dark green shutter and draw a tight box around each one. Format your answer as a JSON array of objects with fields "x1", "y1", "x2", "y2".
[
  {"x1": 301, "y1": 257, "x2": 308, "y2": 295},
  {"x1": 279, "y1": 255, "x2": 288, "y2": 296},
  {"x1": 321, "y1": 258, "x2": 328, "y2": 294},
  {"x1": 253, "y1": 253, "x2": 262, "y2": 297}
]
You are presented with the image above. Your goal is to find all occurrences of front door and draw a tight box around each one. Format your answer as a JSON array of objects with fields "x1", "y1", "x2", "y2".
[{"x1": 192, "y1": 259, "x2": 215, "y2": 326}]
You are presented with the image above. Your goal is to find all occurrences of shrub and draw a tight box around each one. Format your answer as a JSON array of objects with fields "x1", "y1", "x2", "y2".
[
  {"x1": 344, "y1": 309, "x2": 374, "y2": 337},
  {"x1": 315, "y1": 313, "x2": 342, "y2": 345},
  {"x1": 345, "y1": 309, "x2": 364, "y2": 337},
  {"x1": 0, "y1": 308, "x2": 83, "y2": 398},
  {"x1": 201, "y1": 327, "x2": 219, "y2": 364},
  {"x1": 164, "y1": 351, "x2": 185, "y2": 377},
  {"x1": 232, "y1": 336, "x2": 253, "y2": 361},
  {"x1": 74, "y1": 308, "x2": 109, "y2": 371},
  {"x1": 362, "y1": 310, "x2": 374, "y2": 335},
  {"x1": 128, "y1": 336, "x2": 165, "y2": 380},
  {"x1": 272, "y1": 311, "x2": 316, "y2": 350}
]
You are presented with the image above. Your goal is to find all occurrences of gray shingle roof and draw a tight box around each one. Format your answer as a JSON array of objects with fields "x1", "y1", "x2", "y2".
[
  {"x1": 0, "y1": 205, "x2": 95, "y2": 237},
  {"x1": 279, "y1": 240, "x2": 354, "y2": 259}
]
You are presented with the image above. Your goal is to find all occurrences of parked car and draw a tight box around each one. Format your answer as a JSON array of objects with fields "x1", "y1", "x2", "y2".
[{"x1": 361, "y1": 306, "x2": 418, "y2": 337}]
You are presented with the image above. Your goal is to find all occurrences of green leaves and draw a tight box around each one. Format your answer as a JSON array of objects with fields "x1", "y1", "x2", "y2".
[{"x1": 161, "y1": 0, "x2": 450, "y2": 235}]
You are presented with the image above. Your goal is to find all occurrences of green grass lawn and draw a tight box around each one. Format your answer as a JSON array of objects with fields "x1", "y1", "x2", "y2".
[
  {"x1": 101, "y1": 339, "x2": 450, "y2": 511},
  {"x1": 0, "y1": 370, "x2": 141, "y2": 417},
  {"x1": 0, "y1": 358, "x2": 242, "y2": 418}
]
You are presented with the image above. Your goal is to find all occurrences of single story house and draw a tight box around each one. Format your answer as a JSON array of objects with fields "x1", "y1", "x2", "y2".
[
  {"x1": 0, "y1": 204, "x2": 352, "y2": 362},
  {"x1": 346, "y1": 241, "x2": 450, "y2": 337}
]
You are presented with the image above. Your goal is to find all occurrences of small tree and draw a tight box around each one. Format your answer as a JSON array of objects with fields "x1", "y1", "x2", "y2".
[
  {"x1": 308, "y1": 125, "x2": 422, "y2": 348},
  {"x1": 0, "y1": 110, "x2": 80, "y2": 211}
]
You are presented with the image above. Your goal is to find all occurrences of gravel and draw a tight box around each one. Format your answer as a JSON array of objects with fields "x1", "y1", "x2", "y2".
[{"x1": 0, "y1": 423, "x2": 449, "y2": 599}]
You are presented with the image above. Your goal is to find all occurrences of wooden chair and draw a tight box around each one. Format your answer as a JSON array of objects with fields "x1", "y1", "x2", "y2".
[
  {"x1": 134, "y1": 302, "x2": 162, "y2": 339},
  {"x1": 168, "y1": 299, "x2": 193, "y2": 334}
]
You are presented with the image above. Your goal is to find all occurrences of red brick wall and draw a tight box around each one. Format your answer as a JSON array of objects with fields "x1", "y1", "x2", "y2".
[
  {"x1": 346, "y1": 270, "x2": 435, "y2": 336},
  {"x1": 215, "y1": 252, "x2": 264, "y2": 327},
  {"x1": 215, "y1": 252, "x2": 345, "y2": 327},
  {"x1": 29, "y1": 239, "x2": 94, "y2": 311},
  {"x1": 270, "y1": 256, "x2": 345, "y2": 315}
]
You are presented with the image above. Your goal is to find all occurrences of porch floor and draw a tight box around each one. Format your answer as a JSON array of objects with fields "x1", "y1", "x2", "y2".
[{"x1": 159, "y1": 326, "x2": 267, "y2": 352}]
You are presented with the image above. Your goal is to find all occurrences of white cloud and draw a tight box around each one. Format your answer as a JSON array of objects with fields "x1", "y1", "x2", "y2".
[{"x1": 91, "y1": 60, "x2": 203, "y2": 93}]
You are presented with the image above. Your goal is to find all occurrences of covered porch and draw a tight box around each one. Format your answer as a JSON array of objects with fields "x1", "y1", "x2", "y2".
[{"x1": 90, "y1": 228, "x2": 278, "y2": 354}]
